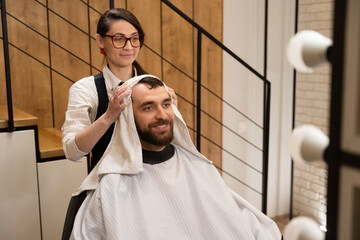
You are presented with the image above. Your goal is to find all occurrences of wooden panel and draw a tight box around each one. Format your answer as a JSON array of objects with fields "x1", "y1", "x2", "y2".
[
  {"x1": 48, "y1": 0, "x2": 89, "y2": 32},
  {"x1": 201, "y1": 112, "x2": 222, "y2": 146},
  {"x1": 9, "y1": 46, "x2": 52, "y2": 128},
  {"x1": 89, "y1": 7, "x2": 101, "y2": 40},
  {"x1": 128, "y1": 0, "x2": 161, "y2": 54},
  {"x1": 0, "y1": 39, "x2": 5, "y2": 106},
  {"x1": 201, "y1": 112, "x2": 222, "y2": 167},
  {"x1": 177, "y1": 97, "x2": 196, "y2": 132},
  {"x1": 89, "y1": 0, "x2": 109, "y2": 14},
  {"x1": 163, "y1": 60, "x2": 195, "y2": 129},
  {"x1": 163, "y1": 60, "x2": 195, "y2": 102},
  {"x1": 162, "y1": 3, "x2": 194, "y2": 78},
  {"x1": 7, "y1": 16, "x2": 49, "y2": 65},
  {"x1": 194, "y1": 0, "x2": 222, "y2": 40},
  {"x1": 114, "y1": 0, "x2": 126, "y2": 8},
  {"x1": 52, "y1": 72, "x2": 73, "y2": 130},
  {"x1": 91, "y1": 38, "x2": 105, "y2": 71},
  {"x1": 49, "y1": 12, "x2": 90, "y2": 62},
  {"x1": 201, "y1": 88, "x2": 222, "y2": 122},
  {"x1": 89, "y1": 8, "x2": 105, "y2": 73},
  {"x1": 201, "y1": 35, "x2": 222, "y2": 96},
  {"x1": 137, "y1": 46, "x2": 162, "y2": 77},
  {"x1": 199, "y1": 22, "x2": 223, "y2": 168},
  {"x1": 200, "y1": 33, "x2": 223, "y2": 135},
  {"x1": 0, "y1": 23, "x2": 2, "y2": 107},
  {"x1": 201, "y1": 135, "x2": 222, "y2": 171},
  {"x1": 7, "y1": 0, "x2": 48, "y2": 36},
  {"x1": 50, "y1": 43, "x2": 90, "y2": 82},
  {"x1": 92, "y1": 67, "x2": 101, "y2": 76},
  {"x1": 167, "y1": 0, "x2": 193, "y2": 17}
]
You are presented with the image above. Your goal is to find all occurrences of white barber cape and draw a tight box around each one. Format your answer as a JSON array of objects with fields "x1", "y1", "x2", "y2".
[{"x1": 71, "y1": 75, "x2": 281, "y2": 240}]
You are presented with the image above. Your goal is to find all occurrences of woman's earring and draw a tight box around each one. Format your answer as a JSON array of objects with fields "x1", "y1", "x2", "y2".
[{"x1": 100, "y1": 49, "x2": 106, "y2": 55}]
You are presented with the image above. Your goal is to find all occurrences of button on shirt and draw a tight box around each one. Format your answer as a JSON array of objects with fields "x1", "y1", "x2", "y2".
[{"x1": 61, "y1": 65, "x2": 136, "y2": 161}]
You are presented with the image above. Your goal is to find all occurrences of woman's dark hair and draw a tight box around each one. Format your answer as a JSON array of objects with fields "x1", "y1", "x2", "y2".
[{"x1": 97, "y1": 8, "x2": 147, "y2": 75}]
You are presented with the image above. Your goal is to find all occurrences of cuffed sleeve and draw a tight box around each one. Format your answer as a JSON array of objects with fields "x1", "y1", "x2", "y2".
[{"x1": 61, "y1": 76, "x2": 97, "y2": 161}]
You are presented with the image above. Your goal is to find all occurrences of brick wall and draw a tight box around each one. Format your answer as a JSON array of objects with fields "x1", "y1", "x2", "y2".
[{"x1": 293, "y1": 0, "x2": 334, "y2": 227}]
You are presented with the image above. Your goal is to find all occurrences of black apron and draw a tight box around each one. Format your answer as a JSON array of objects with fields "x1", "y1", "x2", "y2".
[{"x1": 62, "y1": 72, "x2": 121, "y2": 239}]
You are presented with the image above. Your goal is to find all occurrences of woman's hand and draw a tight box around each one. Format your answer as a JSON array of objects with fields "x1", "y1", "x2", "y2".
[
  {"x1": 104, "y1": 82, "x2": 131, "y2": 124},
  {"x1": 167, "y1": 87, "x2": 178, "y2": 108}
]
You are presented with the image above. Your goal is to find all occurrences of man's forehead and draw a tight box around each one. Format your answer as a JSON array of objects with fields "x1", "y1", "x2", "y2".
[{"x1": 132, "y1": 83, "x2": 170, "y2": 103}]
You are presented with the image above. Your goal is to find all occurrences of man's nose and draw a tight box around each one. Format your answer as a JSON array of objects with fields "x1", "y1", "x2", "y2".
[{"x1": 155, "y1": 107, "x2": 167, "y2": 120}]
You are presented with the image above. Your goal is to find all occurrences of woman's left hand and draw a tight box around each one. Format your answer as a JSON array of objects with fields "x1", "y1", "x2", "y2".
[{"x1": 167, "y1": 87, "x2": 178, "y2": 108}]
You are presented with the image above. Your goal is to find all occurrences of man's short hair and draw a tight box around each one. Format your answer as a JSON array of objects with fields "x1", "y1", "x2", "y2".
[{"x1": 138, "y1": 77, "x2": 164, "y2": 89}]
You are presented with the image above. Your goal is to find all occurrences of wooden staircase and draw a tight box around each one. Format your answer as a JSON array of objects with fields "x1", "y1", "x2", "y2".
[{"x1": 0, "y1": 105, "x2": 65, "y2": 160}]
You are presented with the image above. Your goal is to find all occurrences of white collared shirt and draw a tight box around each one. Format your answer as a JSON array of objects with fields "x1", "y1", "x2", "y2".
[{"x1": 61, "y1": 65, "x2": 136, "y2": 161}]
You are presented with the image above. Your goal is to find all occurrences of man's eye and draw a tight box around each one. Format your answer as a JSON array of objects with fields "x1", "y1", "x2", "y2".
[{"x1": 144, "y1": 106, "x2": 152, "y2": 111}]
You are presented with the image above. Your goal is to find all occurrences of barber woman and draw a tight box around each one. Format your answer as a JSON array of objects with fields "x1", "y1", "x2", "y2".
[{"x1": 62, "y1": 8, "x2": 177, "y2": 172}]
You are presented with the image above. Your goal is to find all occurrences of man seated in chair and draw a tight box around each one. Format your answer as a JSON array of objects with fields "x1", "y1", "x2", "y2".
[{"x1": 70, "y1": 75, "x2": 281, "y2": 239}]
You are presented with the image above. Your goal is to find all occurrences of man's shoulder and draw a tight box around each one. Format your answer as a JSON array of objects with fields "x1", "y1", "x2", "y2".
[{"x1": 172, "y1": 144, "x2": 212, "y2": 165}]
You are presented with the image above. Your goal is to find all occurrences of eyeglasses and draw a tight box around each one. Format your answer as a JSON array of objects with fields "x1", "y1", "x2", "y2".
[{"x1": 103, "y1": 34, "x2": 144, "y2": 49}]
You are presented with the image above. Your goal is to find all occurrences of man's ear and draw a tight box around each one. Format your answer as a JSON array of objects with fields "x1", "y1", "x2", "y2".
[{"x1": 95, "y1": 33, "x2": 105, "y2": 49}]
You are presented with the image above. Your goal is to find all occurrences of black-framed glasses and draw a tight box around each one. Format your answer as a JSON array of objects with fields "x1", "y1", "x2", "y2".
[{"x1": 103, "y1": 34, "x2": 144, "y2": 49}]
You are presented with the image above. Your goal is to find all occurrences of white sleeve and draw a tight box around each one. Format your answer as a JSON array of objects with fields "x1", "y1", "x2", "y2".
[{"x1": 61, "y1": 76, "x2": 98, "y2": 161}]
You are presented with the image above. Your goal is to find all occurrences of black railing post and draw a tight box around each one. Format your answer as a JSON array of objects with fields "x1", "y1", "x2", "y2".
[
  {"x1": 262, "y1": 82, "x2": 271, "y2": 214},
  {"x1": 1, "y1": 0, "x2": 14, "y2": 131},
  {"x1": 196, "y1": 30, "x2": 202, "y2": 151},
  {"x1": 109, "y1": 0, "x2": 114, "y2": 9},
  {"x1": 261, "y1": 0, "x2": 269, "y2": 214}
]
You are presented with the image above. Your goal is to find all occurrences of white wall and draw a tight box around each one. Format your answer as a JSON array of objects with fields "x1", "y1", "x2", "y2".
[
  {"x1": 0, "y1": 130, "x2": 42, "y2": 240},
  {"x1": 0, "y1": 129, "x2": 87, "y2": 239},
  {"x1": 223, "y1": 0, "x2": 296, "y2": 217}
]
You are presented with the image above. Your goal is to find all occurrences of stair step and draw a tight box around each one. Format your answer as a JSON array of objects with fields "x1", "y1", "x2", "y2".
[
  {"x1": 0, "y1": 105, "x2": 38, "y2": 128},
  {"x1": 38, "y1": 128, "x2": 65, "y2": 159}
]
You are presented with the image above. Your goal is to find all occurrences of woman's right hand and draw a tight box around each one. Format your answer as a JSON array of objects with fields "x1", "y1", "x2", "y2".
[
  {"x1": 73, "y1": 82, "x2": 131, "y2": 154},
  {"x1": 104, "y1": 82, "x2": 131, "y2": 124}
]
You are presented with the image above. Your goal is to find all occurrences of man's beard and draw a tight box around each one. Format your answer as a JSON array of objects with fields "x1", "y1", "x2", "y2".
[{"x1": 136, "y1": 119, "x2": 174, "y2": 147}]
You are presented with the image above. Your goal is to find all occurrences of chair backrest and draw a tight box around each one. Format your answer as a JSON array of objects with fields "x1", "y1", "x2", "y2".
[{"x1": 61, "y1": 191, "x2": 87, "y2": 240}]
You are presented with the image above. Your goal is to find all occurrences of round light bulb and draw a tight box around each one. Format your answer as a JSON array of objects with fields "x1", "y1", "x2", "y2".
[
  {"x1": 283, "y1": 216, "x2": 325, "y2": 240},
  {"x1": 289, "y1": 124, "x2": 329, "y2": 163},
  {"x1": 287, "y1": 30, "x2": 332, "y2": 73}
]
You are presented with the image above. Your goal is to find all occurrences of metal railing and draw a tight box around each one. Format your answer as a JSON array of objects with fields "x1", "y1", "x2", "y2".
[{"x1": 1, "y1": 0, "x2": 14, "y2": 131}]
